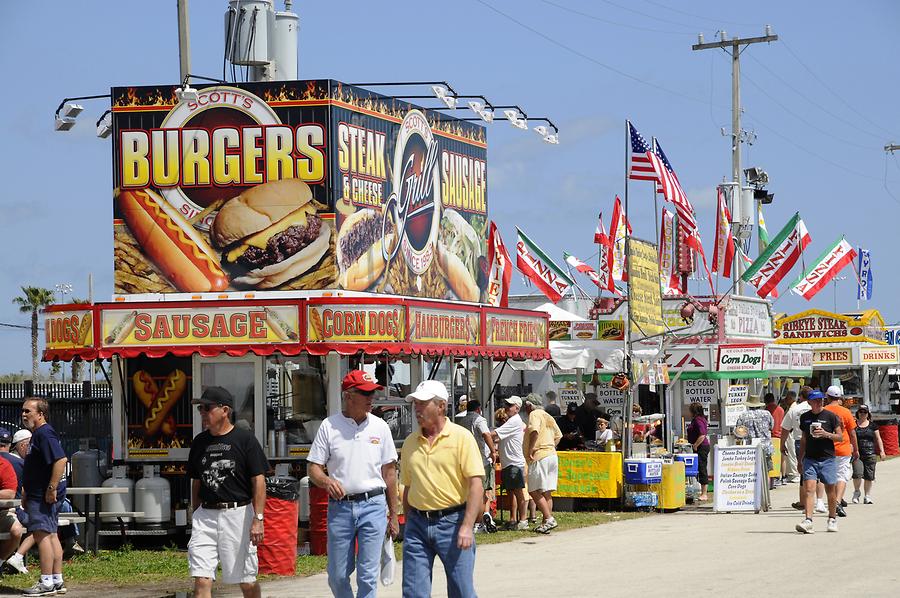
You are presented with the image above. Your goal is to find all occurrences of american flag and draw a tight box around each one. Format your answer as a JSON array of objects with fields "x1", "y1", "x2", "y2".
[
  {"x1": 628, "y1": 121, "x2": 657, "y2": 181},
  {"x1": 647, "y1": 139, "x2": 698, "y2": 242}
]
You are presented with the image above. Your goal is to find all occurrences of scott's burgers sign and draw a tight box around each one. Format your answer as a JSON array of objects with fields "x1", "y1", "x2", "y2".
[{"x1": 112, "y1": 80, "x2": 488, "y2": 301}]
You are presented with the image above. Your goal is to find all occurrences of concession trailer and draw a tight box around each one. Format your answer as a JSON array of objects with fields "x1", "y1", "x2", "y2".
[{"x1": 42, "y1": 79, "x2": 549, "y2": 528}]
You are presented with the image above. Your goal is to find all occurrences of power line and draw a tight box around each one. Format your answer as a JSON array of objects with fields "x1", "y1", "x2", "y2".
[
  {"x1": 781, "y1": 40, "x2": 900, "y2": 139},
  {"x1": 475, "y1": 0, "x2": 709, "y2": 106},
  {"x1": 745, "y1": 53, "x2": 886, "y2": 141},
  {"x1": 640, "y1": 0, "x2": 764, "y2": 28},
  {"x1": 0, "y1": 322, "x2": 42, "y2": 331},
  {"x1": 595, "y1": 0, "x2": 697, "y2": 31},
  {"x1": 541, "y1": 0, "x2": 692, "y2": 36}
]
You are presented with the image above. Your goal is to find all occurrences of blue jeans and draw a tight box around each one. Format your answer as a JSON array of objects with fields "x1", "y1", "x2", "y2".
[
  {"x1": 402, "y1": 509, "x2": 477, "y2": 598},
  {"x1": 327, "y1": 494, "x2": 388, "y2": 598}
]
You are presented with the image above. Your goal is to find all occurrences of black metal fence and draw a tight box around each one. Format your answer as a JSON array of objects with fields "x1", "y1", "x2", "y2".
[{"x1": 0, "y1": 384, "x2": 113, "y2": 459}]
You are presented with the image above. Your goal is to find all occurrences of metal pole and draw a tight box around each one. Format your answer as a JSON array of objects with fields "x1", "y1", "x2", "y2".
[
  {"x1": 177, "y1": 0, "x2": 191, "y2": 83},
  {"x1": 623, "y1": 121, "x2": 634, "y2": 459}
]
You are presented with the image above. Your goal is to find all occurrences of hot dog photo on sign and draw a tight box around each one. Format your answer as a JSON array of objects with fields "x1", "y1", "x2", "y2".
[
  {"x1": 112, "y1": 83, "x2": 337, "y2": 295},
  {"x1": 125, "y1": 355, "x2": 192, "y2": 451}
]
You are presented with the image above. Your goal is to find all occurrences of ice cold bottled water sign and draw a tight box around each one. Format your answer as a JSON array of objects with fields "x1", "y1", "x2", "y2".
[
  {"x1": 681, "y1": 379, "x2": 718, "y2": 405},
  {"x1": 713, "y1": 445, "x2": 762, "y2": 512}
]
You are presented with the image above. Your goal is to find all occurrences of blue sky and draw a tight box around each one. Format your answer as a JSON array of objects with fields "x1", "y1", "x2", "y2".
[{"x1": 1, "y1": 1, "x2": 899, "y2": 374}]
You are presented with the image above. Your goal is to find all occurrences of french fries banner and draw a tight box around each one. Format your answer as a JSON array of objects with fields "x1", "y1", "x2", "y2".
[{"x1": 112, "y1": 80, "x2": 489, "y2": 300}]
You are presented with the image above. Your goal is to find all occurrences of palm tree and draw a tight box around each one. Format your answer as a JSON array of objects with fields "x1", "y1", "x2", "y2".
[{"x1": 12, "y1": 286, "x2": 55, "y2": 381}]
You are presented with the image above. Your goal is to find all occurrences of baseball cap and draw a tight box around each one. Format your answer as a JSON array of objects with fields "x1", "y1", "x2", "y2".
[
  {"x1": 825, "y1": 385, "x2": 843, "y2": 398},
  {"x1": 524, "y1": 393, "x2": 543, "y2": 407},
  {"x1": 0, "y1": 428, "x2": 10, "y2": 444},
  {"x1": 406, "y1": 380, "x2": 449, "y2": 402},
  {"x1": 857, "y1": 404, "x2": 871, "y2": 412},
  {"x1": 807, "y1": 390, "x2": 825, "y2": 401},
  {"x1": 504, "y1": 396, "x2": 522, "y2": 408},
  {"x1": 192, "y1": 386, "x2": 235, "y2": 409},
  {"x1": 11, "y1": 429, "x2": 31, "y2": 444},
  {"x1": 342, "y1": 370, "x2": 383, "y2": 393},
  {"x1": 566, "y1": 402, "x2": 577, "y2": 414}
]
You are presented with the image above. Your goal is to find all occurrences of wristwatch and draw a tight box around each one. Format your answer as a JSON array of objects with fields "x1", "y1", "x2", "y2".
[{"x1": 255, "y1": 513, "x2": 264, "y2": 522}]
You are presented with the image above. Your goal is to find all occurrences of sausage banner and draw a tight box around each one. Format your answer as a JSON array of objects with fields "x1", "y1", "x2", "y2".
[{"x1": 112, "y1": 81, "x2": 488, "y2": 301}]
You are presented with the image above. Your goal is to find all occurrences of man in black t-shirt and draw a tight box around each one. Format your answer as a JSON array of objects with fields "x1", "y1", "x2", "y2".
[
  {"x1": 557, "y1": 403, "x2": 584, "y2": 450},
  {"x1": 795, "y1": 391, "x2": 843, "y2": 534},
  {"x1": 187, "y1": 387, "x2": 269, "y2": 598}
]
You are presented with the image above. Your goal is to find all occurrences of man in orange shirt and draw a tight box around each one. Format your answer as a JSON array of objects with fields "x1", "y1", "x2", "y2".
[{"x1": 823, "y1": 386, "x2": 858, "y2": 518}]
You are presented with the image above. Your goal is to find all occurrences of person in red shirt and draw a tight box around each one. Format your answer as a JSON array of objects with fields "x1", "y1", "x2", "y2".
[
  {"x1": 823, "y1": 386, "x2": 858, "y2": 518},
  {"x1": 0, "y1": 449, "x2": 24, "y2": 572},
  {"x1": 765, "y1": 393, "x2": 785, "y2": 438}
]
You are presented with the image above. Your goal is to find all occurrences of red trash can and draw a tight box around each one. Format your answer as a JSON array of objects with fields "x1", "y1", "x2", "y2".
[
  {"x1": 258, "y1": 497, "x2": 299, "y2": 575},
  {"x1": 308, "y1": 485, "x2": 329, "y2": 555},
  {"x1": 880, "y1": 423, "x2": 899, "y2": 455}
]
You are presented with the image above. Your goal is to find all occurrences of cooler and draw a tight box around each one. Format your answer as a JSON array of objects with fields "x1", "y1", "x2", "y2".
[
  {"x1": 624, "y1": 458, "x2": 663, "y2": 484},
  {"x1": 673, "y1": 454, "x2": 698, "y2": 477}
]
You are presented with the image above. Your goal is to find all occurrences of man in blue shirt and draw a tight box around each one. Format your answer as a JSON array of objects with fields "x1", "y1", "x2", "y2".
[{"x1": 21, "y1": 398, "x2": 68, "y2": 596}]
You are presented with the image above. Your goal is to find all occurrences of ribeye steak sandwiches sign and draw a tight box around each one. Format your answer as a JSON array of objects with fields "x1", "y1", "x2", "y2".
[{"x1": 112, "y1": 80, "x2": 488, "y2": 301}]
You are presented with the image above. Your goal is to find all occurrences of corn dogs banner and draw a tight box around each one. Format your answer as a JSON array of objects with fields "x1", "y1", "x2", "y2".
[
  {"x1": 101, "y1": 304, "x2": 301, "y2": 347},
  {"x1": 112, "y1": 81, "x2": 488, "y2": 301},
  {"x1": 44, "y1": 308, "x2": 94, "y2": 351}
]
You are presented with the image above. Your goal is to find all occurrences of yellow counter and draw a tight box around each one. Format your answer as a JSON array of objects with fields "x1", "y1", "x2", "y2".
[{"x1": 556, "y1": 451, "x2": 623, "y2": 499}]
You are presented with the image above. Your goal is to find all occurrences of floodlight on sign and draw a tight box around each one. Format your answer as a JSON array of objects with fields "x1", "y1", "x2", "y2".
[
  {"x1": 533, "y1": 125, "x2": 550, "y2": 136},
  {"x1": 55, "y1": 116, "x2": 76, "y2": 131},
  {"x1": 432, "y1": 85, "x2": 457, "y2": 109},
  {"x1": 503, "y1": 109, "x2": 528, "y2": 130},
  {"x1": 62, "y1": 103, "x2": 84, "y2": 118},
  {"x1": 543, "y1": 133, "x2": 560, "y2": 145},
  {"x1": 467, "y1": 100, "x2": 494, "y2": 123},
  {"x1": 96, "y1": 111, "x2": 112, "y2": 139},
  {"x1": 175, "y1": 84, "x2": 199, "y2": 103}
]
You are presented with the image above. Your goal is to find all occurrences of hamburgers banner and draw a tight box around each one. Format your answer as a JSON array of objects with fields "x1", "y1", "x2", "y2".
[{"x1": 112, "y1": 80, "x2": 488, "y2": 301}]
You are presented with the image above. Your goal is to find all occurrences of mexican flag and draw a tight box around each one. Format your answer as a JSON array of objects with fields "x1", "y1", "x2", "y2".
[
  {"x1": 790, "y1": 237, "x2": 857, "y2": 301},
  {"x1": 517, "y1": 229, "x2": 575, "y2": 303},
  {"x1": 741, "y1": 212, "x2": 811, "y2": 298}
]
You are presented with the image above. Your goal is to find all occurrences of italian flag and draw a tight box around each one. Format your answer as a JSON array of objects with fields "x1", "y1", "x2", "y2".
[
  {"x1": 741, "y1": 212, "x2": 811, "y2": 298},
  {"x1": 517, "y1": 229, "x2": 575, "y2": 303},
  {"x1": 790, "y1": 237, "x2": 857, "y2": 300}
]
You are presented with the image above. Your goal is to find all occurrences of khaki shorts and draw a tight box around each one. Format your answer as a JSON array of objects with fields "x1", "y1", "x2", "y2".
[
  {"x1": 483, "y1": 460, "x2": 495, "y2": 491},
  {"x1": 527, "y1": 454, "x2": 559, "y2": 493},
  {"x1": 188, "y1": 505, "x2": 258, "y2": 584}
]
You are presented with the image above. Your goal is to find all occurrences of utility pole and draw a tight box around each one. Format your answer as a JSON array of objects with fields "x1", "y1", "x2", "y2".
[
  {"x1": 177, "y1": 0, "x2": 191, "y2": 83},
  {"x1": 886, "y1": 144, "x2": 900, "y2": 153},
  {"x1": 693, "y1": 27, "x2": 777, "y2": 295}
]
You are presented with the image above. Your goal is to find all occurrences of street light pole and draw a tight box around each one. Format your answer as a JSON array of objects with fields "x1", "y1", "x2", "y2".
[
  {"x1": 693, "y1": 28, "x2": 777, "y2": 295},
  {"x1": 177, "y1": 0, "x2": 191, "y2": 83}
]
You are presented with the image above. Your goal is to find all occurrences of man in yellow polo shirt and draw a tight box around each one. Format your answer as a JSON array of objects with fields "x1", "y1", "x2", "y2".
[
  {"x1": 523, "y1": 393, "x2": 562, "y2": 534},
  {"x1": 400, "y1": 380, "x2": 484, "y2": 598}
]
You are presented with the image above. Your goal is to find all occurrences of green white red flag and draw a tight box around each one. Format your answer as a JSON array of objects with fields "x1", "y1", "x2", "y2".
[
  {"x1": 741, "y1": 212, "x2": 811, "y2": 298},
  {"x1": 712, "y1": 187, "x2": 734, "y2": 277},
  {"x1": 756, "y1": 207, "x2": 778, "y2": 298},
  {"x1": 790, "y1": 237, "x2": 856, "y2": 301},
  {"x1": 516, "y1": 229, "x2": 575, "y2": 303}
]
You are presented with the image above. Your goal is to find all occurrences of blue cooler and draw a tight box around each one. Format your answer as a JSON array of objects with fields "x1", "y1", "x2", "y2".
[
  {"x1": 675, "y1": 454, "x2": 699, "y2": 477},
  {"x1": 624, "y1": 458, "x2": 663, "y2": 484}
]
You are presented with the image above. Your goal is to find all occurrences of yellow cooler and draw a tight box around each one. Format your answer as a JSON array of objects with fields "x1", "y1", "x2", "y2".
[{"x1": 659, "y1": 461, "x2": 685, "y2": 510}]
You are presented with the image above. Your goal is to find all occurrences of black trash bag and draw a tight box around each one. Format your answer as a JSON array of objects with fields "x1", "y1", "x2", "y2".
[{"x1": 265, "y1": 476, "x2": 300, "y2": 501}]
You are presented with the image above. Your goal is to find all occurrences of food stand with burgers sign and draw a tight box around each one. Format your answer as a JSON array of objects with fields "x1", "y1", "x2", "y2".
[{"x1": 44, "y1": 79, "x2": 548, "y2": 530}]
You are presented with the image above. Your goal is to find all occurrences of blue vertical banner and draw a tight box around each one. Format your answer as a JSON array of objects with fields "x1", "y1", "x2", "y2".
[{"x1": 857, "y1": 248, "x2": 873, "y2": 301}]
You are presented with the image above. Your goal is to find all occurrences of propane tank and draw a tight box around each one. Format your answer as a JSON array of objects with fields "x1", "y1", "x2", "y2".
[
  {"x1": 135, "y1": 465, "x2": 171, "y2": 524},
  {"x1": 70, "y1": 447, "x2": 107, "y2": 512},
  {"x1": 298, "y1": 476, "x2": 310, "y2": 523},
  {"x1": 101, "y1": 465, "x2": 134, "y2": 522}
]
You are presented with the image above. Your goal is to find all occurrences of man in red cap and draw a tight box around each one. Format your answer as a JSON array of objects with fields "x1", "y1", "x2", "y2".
[{"x1": 308, "y1": 370, "x2": 399, "y2": 598}]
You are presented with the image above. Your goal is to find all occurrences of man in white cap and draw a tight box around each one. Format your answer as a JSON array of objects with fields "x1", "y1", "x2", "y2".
[
  {"x1": 823, "y1": 385, "x2": 858, "y2": 517},
  {"x1": 400, "y1": 380, "x2": 483, "y2": 598},
  {"x1": 11, "y1": 429, "x2": 31, "y2": 461}
]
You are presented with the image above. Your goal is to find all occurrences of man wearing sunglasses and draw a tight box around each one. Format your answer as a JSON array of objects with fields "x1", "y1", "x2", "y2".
[
  {"x1": 187, "y1": 386, "x2": 269, "y2": 598},
  {"x1": 308, "y1": 370, "x2": 399, "y2": 598}
]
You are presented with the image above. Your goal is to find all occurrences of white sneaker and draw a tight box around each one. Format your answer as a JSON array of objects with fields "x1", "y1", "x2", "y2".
[
  {"x1": 795, "y1": 518, "x2": 814, "y2": 534},
  {"x1": 864, "y1": 495, "x2": 874, "y2": 504},
  {"x1": 5, "y1": 553, "x2": 27, "y2": 575},
  {"x1": 473, "y1": 523, "x2": 484, "y2": 534},
  {"x1": 515, "y1": 520, "x2": 530, "y2": 531},
  {"x1": 814, "y1": 500, "x2": 827, "y2": 513},
  {"x1": 827, "y1": 517, "x2": 838, "y2": 532},
  {"x1": 851, "y1": 491, "x2": 861, "y2": 504}
]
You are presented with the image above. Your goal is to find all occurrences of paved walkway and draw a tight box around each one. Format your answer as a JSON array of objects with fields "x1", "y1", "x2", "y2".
[
  {"x1": 74, "y1": 457, "x2": 900, "y2": 597},
  {"x1": 255, "y1": 456, "x2": 900, "y2": 598}
]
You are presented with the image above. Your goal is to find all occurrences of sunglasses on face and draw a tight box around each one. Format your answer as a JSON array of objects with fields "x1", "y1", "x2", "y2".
[
  {"x1": 351, "y1": 389, "x2": 376, "y2": 398},
  {"x1": 196, "y1": 404, "x2": 224, "y2": 413}
]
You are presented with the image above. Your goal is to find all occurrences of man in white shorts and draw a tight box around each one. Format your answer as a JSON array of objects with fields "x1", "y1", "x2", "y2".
[
  {"x1": 522, "y1": 394, "x2": 562, "y2": 534},
  {"x1": 188, "y1": 387, "x2": 269, "y2": 598}
]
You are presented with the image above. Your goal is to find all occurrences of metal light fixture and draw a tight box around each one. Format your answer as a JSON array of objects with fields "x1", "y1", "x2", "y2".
[
  {"x1": 531, "y1": 118, "x2": 559, "y2": 144},
  {"x1": 431, "y1": 84, "x2": 457, "y2": 109},
  {"x1": 53, "y1": 93, "x2": 111, "y2": 133},
  {"x1": 175, "y1": 84, "x2": 199, "y2": 103},
  {"x1": 467, "y1": 100, "x2": 494, "y2": 123},
  {"x1": 744, "y1": 167, "x2": 769, "y2": 186},
  {"x1": 96, "y1": 110, "x2": 112, "y2": 139},
  {"x1": 503, "y1": 109, "x2": 528, "y2": 130}
]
